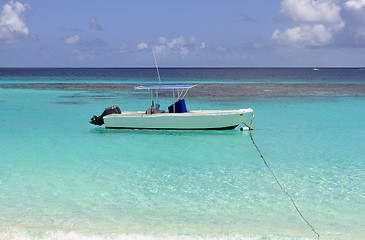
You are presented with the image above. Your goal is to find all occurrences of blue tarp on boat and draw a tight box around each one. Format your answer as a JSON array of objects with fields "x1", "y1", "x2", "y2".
[{"x1": 168, "y1": 99, "x2": 187, "y2": 113}]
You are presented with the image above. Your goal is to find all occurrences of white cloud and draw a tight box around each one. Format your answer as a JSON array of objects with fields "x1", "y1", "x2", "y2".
[
  {"x1": 153, "y1": 45, "x2": 166, "y2": 54},
  {"x1": 345, "y1": 0, "x2": 365, "y2": 10},
  {"x1": 158, "y1": 37, "x2": 167, "y2": 43},
  {"x1": 118, "y1": 43, "x2": 128, "y2": 53},
  {"x1": 63, "y1": 34, "x2": 80, "y2": 45},
  {"x1": 66, "y1": 38, "x2": 108, "y2": 61},
  {"x1": 272, "y1": 24, "x2": 333, "y2": 46},
  {"x1": 281, "y1": 0, "x2": 343, "y2": 23},
  {"x1": 138, "y1": 36, "x2": 206, "y2": 60},
  {"x1": 341, "y1": 0, "x2": 365, "y2": 45},
  {"x1": 137, "y1": 42, "x2": 148, "y2": 50},
  {"x1": 0, "y1": 0, "x2": 30, "y2": 43},
  {"x1": 150, "y1": 36, "x2": 190, "y2": 55},
  {"x1": 166, "y1": 36, "x2": 189, "y2": 55},
  {"x1": 89, "y1": 17, "x2": 103, "y2": 31},
  {"x1": 167, "y1": 36, "x2": 184, "y2": 49},
  {"x1": 71, "y1": 49, "x2": 94, "y2": 61},
  {"x1": 273, "y1": 0, "x2": 345, "y2": 47}
]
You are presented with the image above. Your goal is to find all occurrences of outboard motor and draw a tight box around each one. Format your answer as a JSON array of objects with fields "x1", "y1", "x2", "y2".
[{"x1": 90, "y1": 105, "x2": 121, "y2": 126}]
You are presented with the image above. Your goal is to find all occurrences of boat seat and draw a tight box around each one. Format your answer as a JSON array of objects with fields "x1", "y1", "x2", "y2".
[{"x1": 168, "y1": 99, "x2": 187, "y2": 113}]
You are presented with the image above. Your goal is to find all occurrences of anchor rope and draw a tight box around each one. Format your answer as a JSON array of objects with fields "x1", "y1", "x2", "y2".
[{"x1": 246, "y1": 124, "x2": 320, "y2": 240}]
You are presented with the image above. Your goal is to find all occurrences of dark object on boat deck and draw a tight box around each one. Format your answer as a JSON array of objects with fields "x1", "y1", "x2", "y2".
[
  {"x1": 90, "y1": 105, "x2": 121, "y2": 126},
  {"x1": 168, "y1": 99, "x2": 187, "y2": 113}
]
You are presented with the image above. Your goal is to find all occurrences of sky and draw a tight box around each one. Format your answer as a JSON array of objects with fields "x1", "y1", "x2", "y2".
[{"x1": 0, "y1": 0, "x2": 365, "y2": 67}]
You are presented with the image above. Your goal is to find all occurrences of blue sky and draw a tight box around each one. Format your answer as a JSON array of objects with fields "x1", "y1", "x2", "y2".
[{"x1": 0, "y1": 0, "x2": 365, "y2": 67}]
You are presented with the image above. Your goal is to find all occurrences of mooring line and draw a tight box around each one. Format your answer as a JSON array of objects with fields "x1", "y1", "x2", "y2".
[{"x1": 248, "y1": 130, "x2": 320, "y2": 240}]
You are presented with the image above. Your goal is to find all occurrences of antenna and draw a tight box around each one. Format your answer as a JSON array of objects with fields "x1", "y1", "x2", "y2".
[{"x1": 151, "y1": 42, "x2": 162, "y2": 85}]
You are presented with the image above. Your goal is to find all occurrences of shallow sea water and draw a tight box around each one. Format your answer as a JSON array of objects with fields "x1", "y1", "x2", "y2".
[{"x1": 0, "y1": 86, "x2": 364, "y2": 240}]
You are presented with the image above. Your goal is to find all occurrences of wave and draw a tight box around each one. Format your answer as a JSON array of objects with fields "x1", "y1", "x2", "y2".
[{"x1": 0, "y1": 229, "x2": 317, "y2": 240}]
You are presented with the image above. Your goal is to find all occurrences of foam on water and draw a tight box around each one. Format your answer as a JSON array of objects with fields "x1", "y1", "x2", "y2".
[{"x1": 0, "y1": 228, "x2": 319, "y2": 240}]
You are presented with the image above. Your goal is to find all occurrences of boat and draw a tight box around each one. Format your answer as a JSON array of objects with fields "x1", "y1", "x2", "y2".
[
  {"x1": 90, "y1": 47, "x2": 253, "y2": 130},
  {"x1": 90, "y1": 84, "x2": 254, "y2": 130}
]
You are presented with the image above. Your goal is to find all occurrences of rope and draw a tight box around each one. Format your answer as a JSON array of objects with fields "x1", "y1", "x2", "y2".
[{"x1": 247, "y1": 129, "x2": 320, "y2": 240}]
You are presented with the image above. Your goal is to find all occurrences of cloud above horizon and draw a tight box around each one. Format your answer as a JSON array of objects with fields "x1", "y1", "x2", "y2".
[
  {"x1": 67, "y1": 38, "x2": 108, "y2": 61},
  {"x1": 1, "y1": 0, "x2": 364, "y2": 67},
  {"x1": 63, "y1": 34, "x2": 80, "y2": 45},
  {"x1": 0, "y1": 0, "x2": 31, "y2": 43},
  {"x1": 343, "y1": 0, "x2": 365, "y2": 45},
  {"x1": 272, "y1": 0, "x2": 365, "y2": 48},
  {"x1": 89, "y1": 17, "x2": 103, "y2": 31},
  {"x1": 272, "y1": 0, "x2": 345, "y2": 47},
  {"x1": 137, "y1": 36, "x2": 206, "y2": 58},
  {"x1": 345, "y1": 0, "x2": 365, "y2": 10},
  {"x1": 137, "y1": 42, "x2": 148, "y2": 50}
]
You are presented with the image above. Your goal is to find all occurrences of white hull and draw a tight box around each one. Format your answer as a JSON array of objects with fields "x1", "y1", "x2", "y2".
[{"x1": 103, "y1": 109, "x2": 253, "y2": 130}]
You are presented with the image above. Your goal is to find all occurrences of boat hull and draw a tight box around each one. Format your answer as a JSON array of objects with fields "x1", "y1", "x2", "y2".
[{"x1": 103, "y1": 109, "x2": 253, "y2": 130}]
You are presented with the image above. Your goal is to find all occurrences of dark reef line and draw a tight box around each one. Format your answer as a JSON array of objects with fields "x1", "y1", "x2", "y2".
[{"x1": 1, "y1": 83, "x2": 365, "y2": 98}]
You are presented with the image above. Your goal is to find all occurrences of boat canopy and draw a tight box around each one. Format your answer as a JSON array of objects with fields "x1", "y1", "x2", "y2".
[
  {"x1": 135, "y1": 85, "x2": 196, "y2": 90},
  {"x1": 135, "y1": 84, "x2": 196, "y2": 113}
]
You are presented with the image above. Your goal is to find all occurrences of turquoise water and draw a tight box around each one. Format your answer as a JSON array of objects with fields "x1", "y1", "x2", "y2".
[{"x1": 0, "y1": 87, "x2": 364, "y2": 240}]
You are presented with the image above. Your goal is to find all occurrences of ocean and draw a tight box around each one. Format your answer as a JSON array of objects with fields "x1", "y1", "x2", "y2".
[{"x1": 0, "y1": 68, "x2": 364, "y2": 240}]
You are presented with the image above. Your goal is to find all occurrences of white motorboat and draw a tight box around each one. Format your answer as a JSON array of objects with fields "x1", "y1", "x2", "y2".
[{"x1": 90, "y1": 84, "x2": 254, "y2": 130}]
